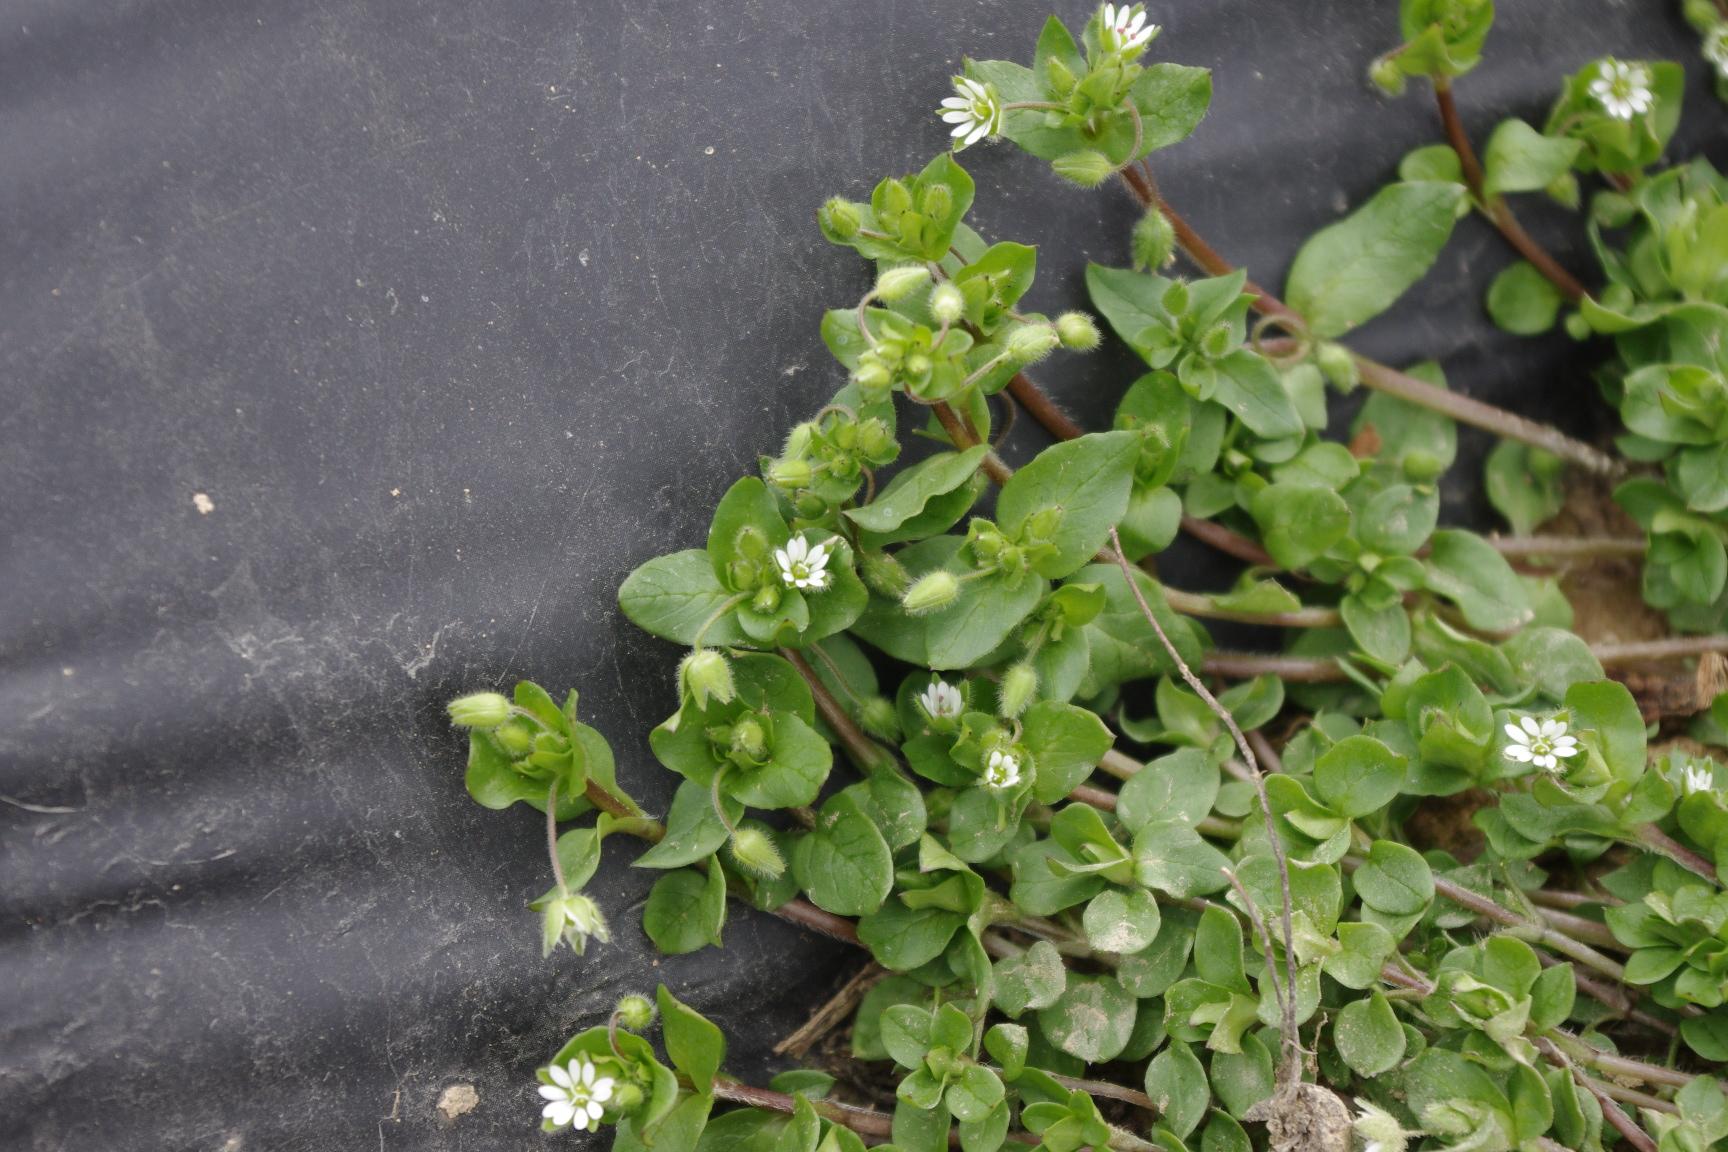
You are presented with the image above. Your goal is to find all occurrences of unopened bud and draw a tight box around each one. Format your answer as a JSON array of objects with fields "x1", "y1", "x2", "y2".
[
  {"x1": 930, "y1": 282, "x2": 966, "y2": 326},
  {"x1": 448, "y1": 692, "x2": 512, "y2": 729},
  {"x1": 496, "y1": 720, "x2": 535, "y2": 756},
  {"x1": 902, "y1": 570, "x2": 961, "y2": 615},
  {"x1": 1564, "y1": 312, "x2": 1592, "y2": 341},
  {"x1": 878, "y1": 178, "x2": 913, "y2": 220},
  {"x1": 1352, "y1": 1100, "x2": 1414, "y2": 1152},
  {"x1": 919, "y1": 183, "x2": 953, "y2": 221},
  {"x1": 1132, "y1": 210, "x2": 1177, "y2": 270},
  {"x1": 752, "y1": 584, "x2": 781, "y2": 614},
  {"x1": 1198, "y1": 320, "x2": 1234, "y2": 360},
  {"x1": 1369, "y1": 57, "x2": 1407, "y2": 96},
  {"x1": 998, "y1": 663, "x2": 1038, "y2": 719},
  {"x1": 820, "y1": 197, "x2": 862, "y2": 239},
  {"x1": 859, "y1": 549, "x2": 911, "y2": 597},
  {"x1": 877, "y1": 265, "x2": 932, "y2": 302},
  {"x1": 1315, "y1": 342, "x2": 1359, "y2": 392},
  {"x1": 615, "y1": 994, "x2": 656, "y2": 1031},
  {"x1": 730, "y1": 826, "x2": 786, "y2": 879},
  {"x1": 1051, "y1": 149, "x2": 1117, "y2": 188},
  {"x1": 857, "y1": 418, "x2": 895, "y2": 461},
  {"x1": 1006, "y1": 323, "x2": 1061, "y2": 365},
  {"x1": 1545, "y1": 172, "x2": 1580, "y2": 210},
  {"x1": 1025, "y1": 506, "x2": 1063, "y2": 542},
  {"x1": 1403, "y1": 449, "x2": 1444, "y2": 484},
  {"x1": 861, "y1": 696, "x2": 901, "y2": 742},
  {"x1": 1055, "y1": 311, "x2": 1101, "y2": 351},
  {"x1": 784, "y1": 420, "x2": 818, "y2": 458},
  {"x1": 679, "y1": 649, "x2": 736, "y2": 710},
  {"x1": 854, "y1": 359, "x2": 892, "y2": 393},
  {"x1": 732, "y1": 718, "x2": 768, "y2": 759},
  {"x1": 1161, "y1": 280, "x2": 1190, "y2": 317},
  {"x1": 767, "y1": 457, "x2": 813, "y2": 489}
]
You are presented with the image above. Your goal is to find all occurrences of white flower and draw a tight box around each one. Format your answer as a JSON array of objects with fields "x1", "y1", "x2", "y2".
[
  {"x1": 539, "y1": 1056, "x2": 616, "y2": 1132},
  {"x1": 1706, "y1": 27, "x2": 1728, "y2": 80},
  {"x1": 938, "y1": 76, "x2": 1003, "y2": 151},
  {"x1": 774, "y1": 535, "x2": 832, "y2": 591},
  {"x1": 920, "y1": 678, "x2": 964, "y2": 721},
  {"x1": 983, "y1": 749, "x2": 1022, "y2": 790},
  {"x1": 1502, "y1": 715, "x2": 1580, "y2": 773},
  {"x1": 1588, "y1": 60, "x2": 1655, "y2": 121},
  {"x1": 1682, "y1": 761, "x2": 1716, "y2": 797},
  {"x1": 541, "y1": 891, "x2": 611, "y2": 956},
  {"x1": 1100, "y1": 3, "x2": 1158, "y2": 53}
]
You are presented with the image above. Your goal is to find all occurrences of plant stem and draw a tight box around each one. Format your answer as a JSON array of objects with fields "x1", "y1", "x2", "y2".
[
  {"x1": 1204, "y1": 634, "x2": 1728, "y2": 684},
  {"x1": 1105, "y1": 529, "x2": 1302, "y2": 1085},
  {"x1": 1485, "y1": 535, "x2": 1645, "y2": 560},
  {"x1": 782, "y1": 648, "x2": 900, "y2": 776},
  {"x1": 1597, "y1": 636, "x2": 1728, "y2": 664},
  {"x1": 1433, "y1": 81, "x2": 1587, "y2": 302},
  {"x1": 1633, "y1": 822, "x2": 1718, "y2": 884},
  {"x1": 547, "y1": 779, "x2": 568, "y2": 893},
  {"x1": 1116, "y1": 169, "x2": 1621, "y2": 478},
  {"x1": 932, "y1": 400, "x2": 1013, "y2": 484},
  {"x1": 711, "y1": 1080, "x2": 901, "y2": 1141},
  {"x1": 1160, "y1": 584, "x2": 1342, "y2": 628}
]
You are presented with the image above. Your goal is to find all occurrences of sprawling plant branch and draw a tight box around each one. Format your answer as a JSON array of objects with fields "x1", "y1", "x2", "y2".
[{"x1": 1433, "y1": 81, "x2": 1588, "y2": 302}]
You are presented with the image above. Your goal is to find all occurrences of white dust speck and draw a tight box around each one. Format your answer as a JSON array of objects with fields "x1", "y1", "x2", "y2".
[
  {"x1": 578, "y1": 249, "x2": 590, "y2": 266},
  {"x1": 193, "y1": 493, "x2": 215, "y2": 515},
  {"x1": 704, "y1": 146, "x2": 715, "y2": 155}
]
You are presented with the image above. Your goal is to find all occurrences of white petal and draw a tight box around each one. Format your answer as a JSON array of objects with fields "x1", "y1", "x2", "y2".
[
  {"x1": 1539, "y1": 719, "x2": 1564, "y2": 739},
  {"x1": 545, "y1": 1101, "x2": 576, "y2": 1126},
  {"x1": 592, "y1": 1078, "x2": 615, "y2": 1100},
  {"x1": 578, "y1": 1061, "x2": 595, "y2": 1086},
  {"x1": 1504, "y1": 723, "x2": 1530, "y2": 744},
  {"x1": 1519, "y1": 715, "x2": 1540, "y2": 736},
  {"x1": 1504, "y1": 745, "x2": 1534, "y2": 763},
  {"x1": 550, "y1": 1064, "x2": 574, "y2": 1089},
  {"x1": 586, "y1": 1100, "x2": 606, "y2": 1120},
  {"x1": 539, "y1": 1084, "x2": 567, "y2": 1102},
  {"x1": 1536, "y1": 754, "x2": 1557, "y2": 771},
  {"x1": 965, "y1": 122, "x2": 990, "y2": 147},
  {"x1": 940, "y1": 97, "x2": 971, "y2": 110},
  {"x1": 573, "y1": 1111, "x2": 597, "y2": 1133}
]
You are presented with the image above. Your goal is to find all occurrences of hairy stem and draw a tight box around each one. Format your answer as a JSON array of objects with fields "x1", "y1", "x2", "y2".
[{"x1": 1105, "y1": 529, "x2": 1302, "y2": 1085}]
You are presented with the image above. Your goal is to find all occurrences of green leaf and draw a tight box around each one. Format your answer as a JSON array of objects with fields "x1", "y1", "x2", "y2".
[
  {"x1": 1129, "y1": 64, "x2": 1213, "y2": 156},
  {"x1": 997, "y1": 432, "x2": 1141, "y2": 579},
  {"x1": 994, "y1": 939, "x2": 1068, "y2": 1017},
  {"x1": 881, "y1": 1004, "x2": 935, "y2": 1069},
  {"x1": 1353, "y1": 840, "x2": 1434, "y2": 916},
  {"x1": 1400, "y1": 143, "x2": 1465, "y2": 185},
  {"x1": 1209, "y1": 1032, "x2": 1275, "y2": 1119},
  {"x1": 1133, "y1": 820, "x2": 1232, "y2": 898},
  {"x1": 1341, "y1": 592, "x2": 1412, "y2": 666},
  {"x1": 644, "y1": 864, "x2": 726, "y2": 954},
  {"x1": 1082, "y1": 887, "x2": 1163, "y2": 955},
  {"x1": 1285, "y1": 181, "x2": 1467, "y2": 337},
  {"x1": 1023, "y1": 700, "x2": 1113, "y2": 804},
  {"x1": 1117, "y1": 748, "x2": 1220, "y2": 833},
  {"x1": 1211, "y1": 349, "x2": 1303, "y2": 439},
  {"x1": 657, "y1": 985, "x2": 726, "y2": 1090},
  {"x1": 1194, "y1": 904, "x2": 1250, "y2": 993},
  {"x1": 857, "y1": 898, "x2": 965, "y2": 971},
  {"x1": 619, "y1": 549, "x2": 747, "y2": 646},
  {"x1": 1482, "y1": 119, "x2": 1583, "y2": 198},
  {"x1": 1335, "y1": 990, "x2": 1406, "y2": 1076},
  {"x1": 1485, "y1": 261, "x2": 1564, "y2": 335},
  {"x1": 845, "y1": 448, "x2": 988, "y2": 534},
  {"x1": 636, "y1": 778, "x2": 740, "y2": 869},
  {"x1": 1565, "y1": 679, "x2": 1646, "y2": 784},
  {"x1": 1423, "y1": 529, "x2": 1534, "y2": 631},
  {"x1": 1250, "y1": 483, "x2": 1351, "y2": 569},
  {"x1": 1314, "y1": 735, "x2": 1407, "y2": 819},
  {"x1": 792, "y1": 791, "x2": 894, "y2": 916},
  {"x1": 946, "y1": 1066, "x2": 1005, "y2": 1125},
  {"x1": 1039, "y1": 975, "x2": 1137, "y2": 1062},
  {"x1": 1484, "y1": 439, "x2": 1565, "y2": 532},
  {"x1": 925, "y1": 567, "x2": 1049, "y2": 670},
  {"x1": 1144, "y1": 1041, "x2": 1209, "y2": 1140}
]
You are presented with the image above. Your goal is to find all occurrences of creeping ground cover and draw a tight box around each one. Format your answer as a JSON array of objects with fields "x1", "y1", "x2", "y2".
[{"x1": 442, "y1": 5, "x2": 1728, "y2": 1151}]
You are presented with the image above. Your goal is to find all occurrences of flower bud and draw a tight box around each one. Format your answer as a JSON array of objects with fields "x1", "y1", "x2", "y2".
[
  {"x1": 861, "y1": 696, "x2": 901, "y2": 742},
  {"x1": 1132, "y1": 209, "x2": 1177, "y2": 270},
  {"x1": 1006, "y1": 323, "x2": 1061, "y2": 365},
  {"x1": 878, "y1": 178, "x2": 913, "y2": 220},
  {"x1": 614, "y1": 994, "x2": 656, "y2": 1031},
  {"x1": 876, "y1": 265, "x2": 931, "y2": 303},
  {"x1": 1198, "y1": 320, "x2": 1234, "y2": 360},
  {"x1": 1369, "y1": 57, "x2": 1407, "y2": 96},
  {"x1": 929, "y1": 282, "x2": 966, "y2": 326},
  {"x1": 1055, "y1": 311, "x2": 1101, "y2": 351},
  {"x1": 854, "y1": 359, "x2": 892, "y2": 394},
  {"x1": 732, "y1": 718, "x2": 768, "y2": 759},
  {"x1": 1025, "y1": 506, "x2": 1063, "y2": 542},
  {"x1": 904, "y1": 352, "x2": 933, "y2": 378},
  {"x1": 448, "y1": 691, "x2": 512, "y2": 729},
  {"x1": 730, "y1": 826, "x2": 786, "y2": 879},
  {"x1": 679, "y1": 649, "x2": 736, "y2": 710},
  {"x1": 998, "y1": 662, "x2": 1038, "y2": 719},
  {"x1": 859, "y1": 549, "x2": 911, "y2": 597},
  {"x1": 1161, "y1": 280, "x2": 1190, "y2": 317},
  {"x1": 1315, "y1": 342, "x2": 1359, "y2": 392},
  {"x1": 1051, "y1": 149, "x2": 1117, "y2": 188},
  {"x1": 857, "y1": 418, "x2": 896, "y2": 462},
  {"x1": 1563, "y1": 312, "x2": 1592, "y2": 341},
  {"x1": 783, "y1": 420, "x2": 818, "y2": 458},
  {"x1": 752, "y1": 584, "x2": 781, "y2": 614},
  {"x1": 919, "y1": 183, "x2": 953, "y2": 221},
  {"x1": 1352, "y1": 1100, "x2": 1413, "y2": 1152},
  {"x1": 496, "y1": 719, "x2": 535, "y2": 756},
  {"x1": 1046, "y1": 55, "x2": 1077, "y2": 96},
  {"x1": 1403, "y1": 449, "x2": 1444, "y2": 484},
  {"x1": 767, "y1": 457, "x2": 813, "y2": 489},
  {"x1": 819, "y1": 197, "x2": 862, "y2": 239},
  {"x1": 902, "y1": 570, "x2": 961, "y2": 615}
]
